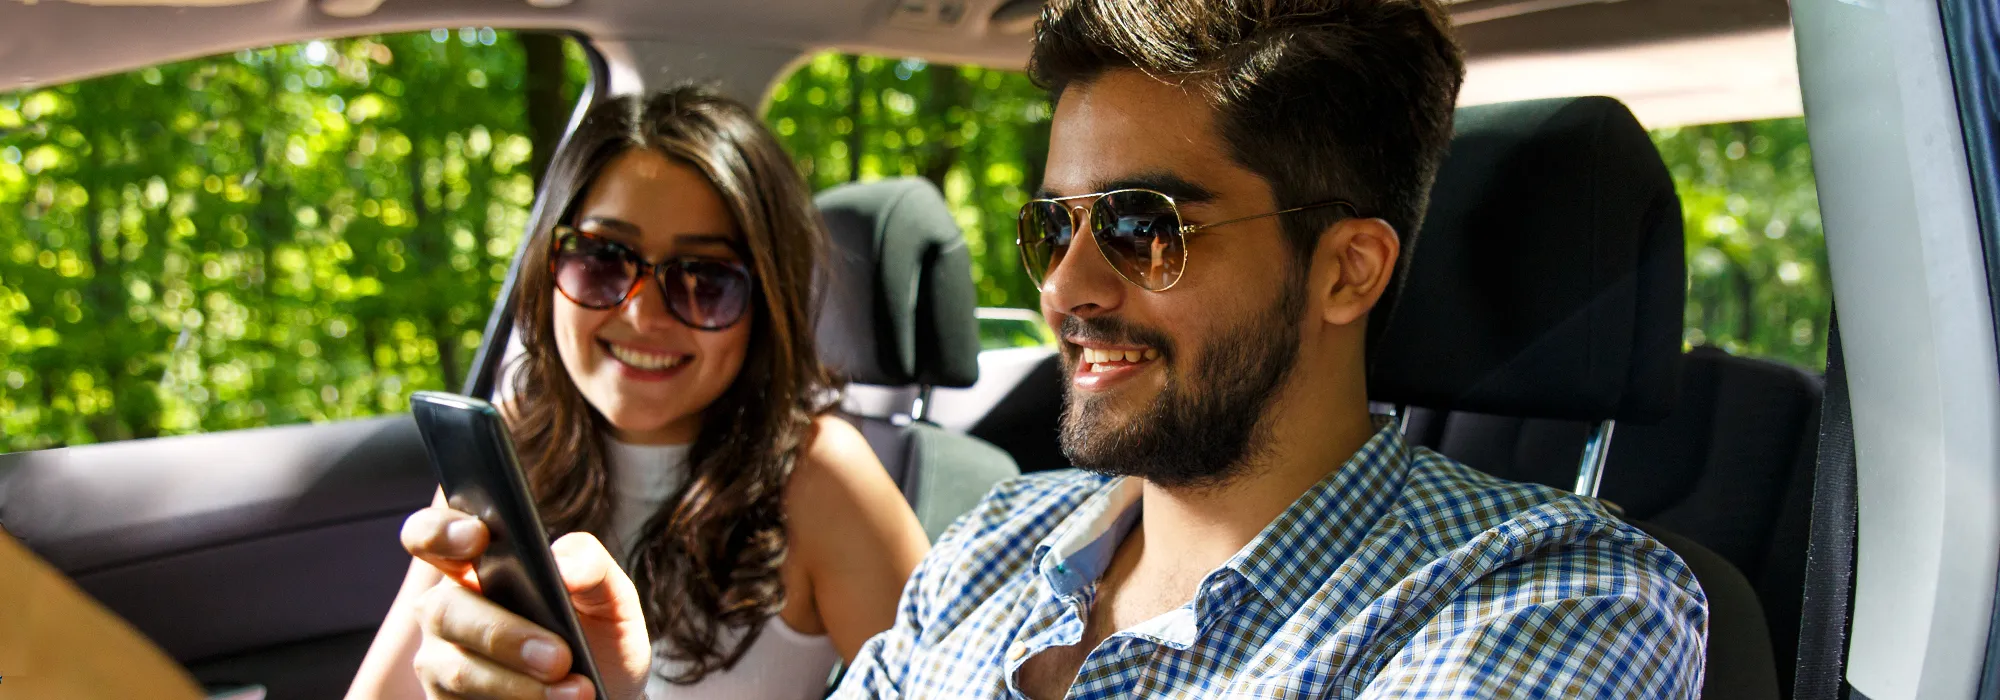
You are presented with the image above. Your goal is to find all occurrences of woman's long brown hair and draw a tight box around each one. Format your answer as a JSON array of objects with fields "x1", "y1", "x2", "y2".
[{"x1": 503, "y1": 87, "x2": 834, "y2": 684}]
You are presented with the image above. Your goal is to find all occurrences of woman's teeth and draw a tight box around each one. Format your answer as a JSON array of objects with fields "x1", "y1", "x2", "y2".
[
  {"x1": 606, "y1": 343, "x2": 687, "y2": 371},
  {"x1": 1081, "y1": 347, "x2": 1159, "y2": 372}
]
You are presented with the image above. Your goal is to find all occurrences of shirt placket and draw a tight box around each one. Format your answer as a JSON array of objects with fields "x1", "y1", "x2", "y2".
[
  {"x1": 1065, "y1": 634, "x2": 1157, "y2": 700},
  {"x1": 1003, "y1": 580, "x2": 1095, "y2": 699}
]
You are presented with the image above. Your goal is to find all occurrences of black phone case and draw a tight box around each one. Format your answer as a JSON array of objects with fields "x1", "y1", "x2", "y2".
[{"x1": 408, "y1": 391, "x2": 611, "y2": 700}]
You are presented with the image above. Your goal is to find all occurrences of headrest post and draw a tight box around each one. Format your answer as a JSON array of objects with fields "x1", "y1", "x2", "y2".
[
  {"x1": 910, "y1": 385, "x2": 935, "y2": 423},
  {"x1": 1395, "y1": 405, "x2": 1414, "y2": 437},
  {"x1": 1573, "y1": 420, "x2": 1618, "y2": 498}
]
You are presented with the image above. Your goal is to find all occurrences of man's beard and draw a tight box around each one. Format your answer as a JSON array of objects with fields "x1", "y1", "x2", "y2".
[{"x1": 1057, "y1": 280, "x2": 1304, "y2": 489}]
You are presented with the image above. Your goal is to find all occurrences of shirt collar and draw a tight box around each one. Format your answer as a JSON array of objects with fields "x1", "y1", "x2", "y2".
[
  {"x1": 1033, "y1": 475, "x2": 1141, "y2": 599},
  {"x1": 1028, "y1": 419, "x2": 1412, "y2": 613}
]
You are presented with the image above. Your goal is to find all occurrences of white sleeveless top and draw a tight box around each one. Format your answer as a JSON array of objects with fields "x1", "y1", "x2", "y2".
[{"x1": 601, "y1": 439, "x2": 841, "y2": 700}]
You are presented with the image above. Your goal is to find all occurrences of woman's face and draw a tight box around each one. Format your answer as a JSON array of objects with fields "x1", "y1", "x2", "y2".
[{"x1": 552, "y1": 149, "x2": 754, "y2": 445}]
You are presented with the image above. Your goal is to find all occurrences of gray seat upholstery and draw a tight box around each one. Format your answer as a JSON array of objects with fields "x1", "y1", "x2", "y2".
[
  {"x1": 814, "y1": 177, "x2": 1020, "y2": 541},
  {"x1": 1371, "y1": 96, "x2": 1780, "y2": 699},
  {"x1": 1403, "y1": 346, "x2": 1822, "y2": 696}
]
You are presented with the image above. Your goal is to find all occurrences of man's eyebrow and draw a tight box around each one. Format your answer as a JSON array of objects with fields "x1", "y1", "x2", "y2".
[{"x1": 1035, "y1": 172, "x2": 1218, "y2": 204}]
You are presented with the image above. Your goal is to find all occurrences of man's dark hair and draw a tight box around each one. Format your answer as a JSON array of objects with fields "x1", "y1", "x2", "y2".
[{"x1": 1030, "y1": 0, "x2": 1465, "y2": 268}]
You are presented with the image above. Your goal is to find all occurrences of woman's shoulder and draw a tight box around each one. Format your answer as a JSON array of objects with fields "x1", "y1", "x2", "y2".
[
  {"x1": 785, "y1": 415, "x2": 889, "y2": 505},
  {"x1": 781, "y1": 414, "x2": 915, "y2": 541}
]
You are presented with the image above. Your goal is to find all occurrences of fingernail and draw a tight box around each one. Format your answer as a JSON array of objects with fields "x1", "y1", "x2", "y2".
[
  {"x1": 522, "y1": 638, "x2": 562, "y2": 676},
  {"x1": 546, "y1": 680, "x2": 585, "y2": 700},
  {"x1": 446, "y1": 519, "x2": 481, "y2": 554}
]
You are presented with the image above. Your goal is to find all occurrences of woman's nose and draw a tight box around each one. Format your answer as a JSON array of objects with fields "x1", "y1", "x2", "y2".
[{"x1": 621, "y1": 274, "x2": 679, "y2": 331}]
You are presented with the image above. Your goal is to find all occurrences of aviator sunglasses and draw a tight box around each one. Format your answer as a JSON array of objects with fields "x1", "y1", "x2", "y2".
[
  {"x1": 549, "y1": 225, "x2": 755, "y2": 330},
  {"x1": 1018, "y1": 188, "x2": 1356, "y2": 291}
]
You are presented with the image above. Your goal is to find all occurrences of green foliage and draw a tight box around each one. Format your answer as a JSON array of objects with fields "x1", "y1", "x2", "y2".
[
  {"x1": 766, "y1": 54, "x2": 1050, "y2": 311},
  {"x1": 771, "y1": 52, "x2": 1834, "y2": 368},
  {"x1": 0, "y1": 31, "x2": 588, "y2": 451},
  {"x1": 0, "y1": 40, "x2": 1830, "y2": 452},
  {"x1": 1653, "y1": 119, "x2": 1830, "y2": 370}
]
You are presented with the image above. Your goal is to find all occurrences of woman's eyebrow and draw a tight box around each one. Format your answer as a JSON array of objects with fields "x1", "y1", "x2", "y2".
[
  {"x1": 673, "y1": 233, "x2": 742, "y2": 254},
  {"x1": 577, "y1": 216, "x2": 643, "y2": 239}
]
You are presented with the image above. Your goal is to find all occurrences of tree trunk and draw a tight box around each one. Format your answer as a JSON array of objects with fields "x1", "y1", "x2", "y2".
[
  {"x1": 845, "y1": 55, "x2": 865, "y2": 182},
  {"x1": 521, "y1": 32, "x2": 569, "y2": 194},
  {"x1": 435, "y1": 312, "x2": 461, "y2": 390},
  {"x1": 921, "y1": 65, "x2": 963, "y2": 191},
  {"x1": 1727, "y1": 250, "x2": 1756, "y2": 346},
  {"x1": 81, "y1": 108, "x2": 128, "y2": 443}
]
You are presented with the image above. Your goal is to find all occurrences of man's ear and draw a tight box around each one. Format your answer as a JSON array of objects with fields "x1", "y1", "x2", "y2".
[{"x1": 1311, "y1": 217, "x2": 1400, "y2": 327}]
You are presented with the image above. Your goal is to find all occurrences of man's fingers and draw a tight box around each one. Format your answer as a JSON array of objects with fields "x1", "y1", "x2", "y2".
[
  {"x1": 401, "y1": 507, "x2": 487, "y2": 588},
  {"x1": 416, "y1": 579, "x2": 574, "y2": 683}
]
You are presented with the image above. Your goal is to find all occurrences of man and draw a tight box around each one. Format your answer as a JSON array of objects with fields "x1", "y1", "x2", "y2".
[{"x1": 830, "y1": 0, "x2": 1707, "y2": 697}]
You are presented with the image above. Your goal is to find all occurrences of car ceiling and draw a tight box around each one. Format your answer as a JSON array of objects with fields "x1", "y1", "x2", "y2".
[{"x1": 1, "y1": 0, "x2": 1799, "y2": 127}]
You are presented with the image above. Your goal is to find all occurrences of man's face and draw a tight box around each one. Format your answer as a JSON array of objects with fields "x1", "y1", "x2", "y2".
[{"x1": 1040, "y1": 70, "x2": 1307, "y2": 488}]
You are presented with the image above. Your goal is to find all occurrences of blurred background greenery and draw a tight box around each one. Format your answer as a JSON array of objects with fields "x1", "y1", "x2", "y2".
[{"x1": 0, "y1": 34, "x2": 1829, "y2": 452}]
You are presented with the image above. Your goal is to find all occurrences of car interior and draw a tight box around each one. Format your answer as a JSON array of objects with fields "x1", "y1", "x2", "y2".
[
  {"x1": 2, "y1": 0, "x2": 1996, "y2": 699},
  {"x1": 0, "y1": 92, "x2": 1800, "y2": 700}
]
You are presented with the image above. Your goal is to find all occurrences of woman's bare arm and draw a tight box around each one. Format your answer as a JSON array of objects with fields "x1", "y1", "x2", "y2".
[
  {"x1": 344, "y1": 490, "x2": 452, "y2": 700},
  {"x1": 786, "y1": 416, "x2": 932, "y2": 661}
]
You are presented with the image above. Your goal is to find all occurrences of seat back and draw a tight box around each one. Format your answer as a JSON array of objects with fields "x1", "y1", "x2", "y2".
[
  {"x1": 1404, "y1": 346, "x2": 1821, "y2": 694},
  {"x1": 1372, "y1": 96, "x2": 1779, "y2": 699},
  {"x1": 814, "y1": 178, "x2": 1020, "y2": 540}
]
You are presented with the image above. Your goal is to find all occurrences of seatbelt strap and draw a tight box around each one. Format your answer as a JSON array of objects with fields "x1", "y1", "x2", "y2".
[{"x1": 1794, "y1": 312, "x2": 1858, "y2": 700}]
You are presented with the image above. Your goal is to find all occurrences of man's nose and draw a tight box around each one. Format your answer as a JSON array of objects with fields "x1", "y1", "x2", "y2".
[{"x1": 1040, "y1": 218, "x2": 1128, "y2": 319}]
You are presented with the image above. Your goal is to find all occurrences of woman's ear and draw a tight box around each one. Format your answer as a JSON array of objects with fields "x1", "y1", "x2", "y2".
[{"x1": 1312, "y1": 217, "x2": 1400, "y2": 327}]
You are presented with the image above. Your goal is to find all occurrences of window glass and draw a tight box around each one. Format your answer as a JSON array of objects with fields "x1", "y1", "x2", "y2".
[
  {"x1": 765, "y1": 53, "x2": 1049, "y2": 319},
  {"x1": 0, "y1": 31, "x2": 594, "y2": 451},
  {"x1": 766, "y1": 52, "x2": 1830, "y2": 369},
  {"x1": 1655, "y1": 119, "x2": 1829, "y2": 369}
]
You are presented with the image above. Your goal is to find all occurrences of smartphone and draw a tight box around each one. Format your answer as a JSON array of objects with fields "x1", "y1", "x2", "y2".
[{"x1": 408, "y1": 390, "x2": 608, "y2": 699}]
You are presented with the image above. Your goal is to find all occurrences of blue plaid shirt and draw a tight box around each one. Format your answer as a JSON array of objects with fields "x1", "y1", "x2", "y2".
[{"x1": 832, "y1": 422, "x2": 1707, "y2": 698}]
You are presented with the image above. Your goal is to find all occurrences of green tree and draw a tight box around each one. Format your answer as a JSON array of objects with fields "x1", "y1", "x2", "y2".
[
  {"x1": 766, "y1": 54, "x2": 1050, "y2": 311},
  {"x1": 1653, "y1": 118, "x2": 1830, "y2": 370},
  {"x1": 0, "y1": 31, "x2": 589, "y2": 452},
  {"x1": 0, "y1": 42, "x2": 1831, "y2": 453},
  {"x1": 768, "y1": 52, "x2": 1832, "y2": 370}
]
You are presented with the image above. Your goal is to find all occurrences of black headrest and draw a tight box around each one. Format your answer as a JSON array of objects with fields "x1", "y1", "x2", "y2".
[
  {"x1": 814, "y1": 178, "x2": 982, "y2": 389},
  {"x1": 1369, "y1": 96, "x2": 1686, "y2": 423}
]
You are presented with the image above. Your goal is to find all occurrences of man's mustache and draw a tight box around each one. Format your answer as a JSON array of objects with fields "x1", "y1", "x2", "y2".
[{"x1": 1059, "y1": 315, "x2": 1174, "y2": 360}]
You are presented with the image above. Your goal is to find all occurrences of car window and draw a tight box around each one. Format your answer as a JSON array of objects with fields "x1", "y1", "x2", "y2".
[
  {"x1": 1655, "y1": 119, "x2": 1828, "y2": 370},
  {"x1": 765, "y1": 52, "x2": 1830, "y2": 367},
  {"x1": 764, "y1": 53, "x2": 1050, "y2": 351},
  {"x1": 0, "y1": 31, "x2": 595, "y2": 452}
]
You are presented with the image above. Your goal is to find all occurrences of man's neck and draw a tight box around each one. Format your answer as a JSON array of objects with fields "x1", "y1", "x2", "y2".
[
  {"x1": 1132, "y1": 404, "x2": 1378, "y2": 576},
  {"x1": 1136, "y1": 360, "x2": 1384, "y2": 584}
]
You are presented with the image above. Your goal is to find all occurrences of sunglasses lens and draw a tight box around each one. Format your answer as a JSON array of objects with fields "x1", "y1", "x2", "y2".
[
  {"x1": 1093, "y1": 190, "x2": 1184, "y2": 290},
  {"x1": 553, "y1": 231, "x2": 639, "y2": 308},
  {"x1": 661, "y1": 260, "x2": 753, "y2": 330},
  {"x1": 1018, "y1": 200, "x2": 1074, "y2": 287}
]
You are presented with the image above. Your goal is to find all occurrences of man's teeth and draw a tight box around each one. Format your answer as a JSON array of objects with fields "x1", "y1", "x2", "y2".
[
  {"x1": 606, "y1": 344, "x2": 687, "y2": 371},
  {"x1": 1081, "y1": 347, "x2": 1159, "y2": 370}
]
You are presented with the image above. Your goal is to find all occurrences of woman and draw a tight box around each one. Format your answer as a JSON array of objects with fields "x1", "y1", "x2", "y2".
[{"x1": 345, "y1": 87, "x2": 930, "y2": 700}]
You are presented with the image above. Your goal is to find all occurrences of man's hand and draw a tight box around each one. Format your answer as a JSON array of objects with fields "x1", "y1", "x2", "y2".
[{"x1": 402, "y1": 508, "x2": 652, "y2": 700}]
